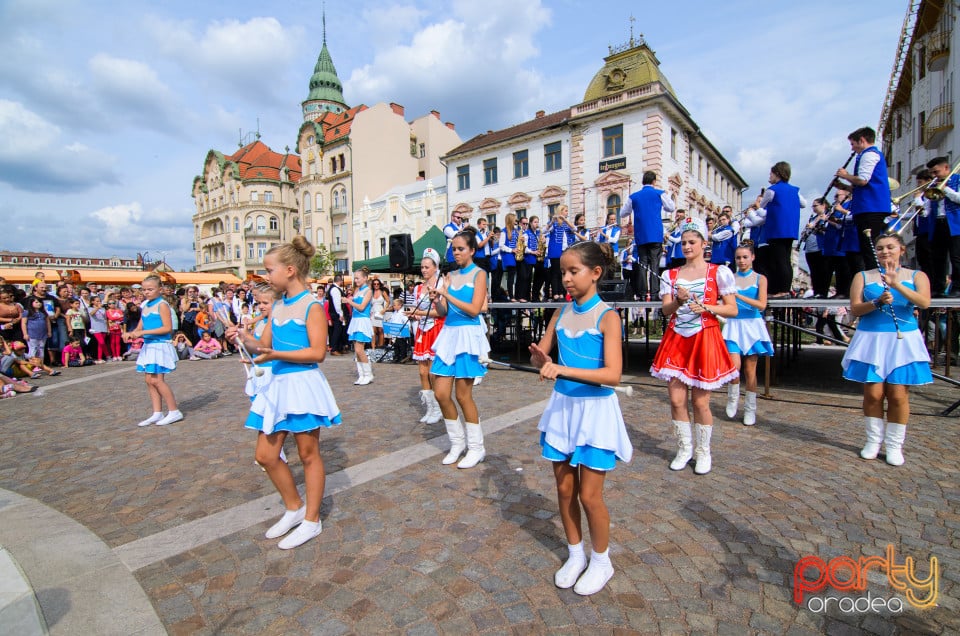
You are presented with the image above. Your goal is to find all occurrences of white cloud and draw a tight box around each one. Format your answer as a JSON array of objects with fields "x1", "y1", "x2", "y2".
[
  {"x1": 88, "y1": 201, "x2": 194, "y2": 265},
  {"x1": 0, "y1": 100, "x2": 118, "y2": 192},
  {"x1": 88, "y1": 54, "x2": 189, "y2": 134},
  {"x1": 347, "y1": 0, "x2": 556, "y2": 134},
  {"x1": 360, "y1": 4, "x2": 428, "y2": 45}
]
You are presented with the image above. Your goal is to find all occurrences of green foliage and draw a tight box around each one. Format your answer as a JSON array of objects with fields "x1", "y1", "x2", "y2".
[{"x1": 310, "y1": 243, "x2": 335, "y2": 278}]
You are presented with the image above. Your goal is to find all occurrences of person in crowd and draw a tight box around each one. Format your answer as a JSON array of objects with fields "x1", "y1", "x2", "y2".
[
  {"x1": 924, "y1": 156, "x2": 960, "y2": 297},
  {"x1": 429, "y1": 228, "x2": 490, "y2": 469},
  {"x1": 66, "y1": 298, "x2": 87, "y2": 346},
  {"x1": 2, "y1": 339, "x2": 59, "y2": 378},
  {"x1": 0, "y1": 285, "x2": 24, "y2": 342},
  {"x1": 325, "y1": 274, "x2": 348, "y2": 355},
  {"x1": 544, "y1": 205, "x2": 579, "y2": 300},
  {"x1": 650, "y1": 217, "x2": 739, "y2": 475},
  {"x1": 722, "y1": 242, "x2": 774, "y2": 425},
  {"x1": 474, "y1": 217, "x2": 492, "y2": 274},
  {"x1": 126, "y1": 275, "x2": 182, "y2": 427},
  {"x1": 709, "y1": 211, "x2": 738, "y2": 269},
  {"x1": 489, "y1": 226, "x2": 503, "y2": 297},
  {"x1": 842, "y1": 232, "x2": 931, "y2": 466},
  {"x1": 21, "y1": 297, "x2": 52, "y2": 362},
  {"x1": 62, "y1": 337, "x2": 92, "y2": 367},
  {"x1": 192, "y1": 331, "x2": 223, "y2": 359},
  {"x1": 410, "y1": 248, "x2": 445, "y2": 424},
  {"x1": 621, "y1": 171, "x2": 676, "y2": 300},
  {"x1": 369, "y1": 278, "x2": 391, "y2": 349},
  {"x1": 105, "y1": 300, "x2": 125, "y2": 361},
  {"x1": 529, "y1": 240, "x2": 632, "y2": 596},
  {"x1": 228, "y1": 236, "x2": 341, "y2": 550},
  {"x1": 443, "y1": 210, "x2": 467, "y2": 265},
  {"x1": 88, "y1": 296, "x2": 108, "y2": 363},
  {"x1": 500, "y1": 213, "x2": 521, "y2": 298},
  {"x1": 179, "y1": 286, "x2": 201, "y2": 343},
  {"x1": 173, "y1": 332, "x2": 195, "y2": 360},
  {"x1": 345, "y1": 266, "x2": 375, "y2": 385},
  {"x1": 835, "y1": 126, "x2": 892, "y2": 270},
  {"x1": 595, "y1": 211, "x2": 622, "y2": 258},
  {"x1": 664, "y1": 209, "x2": 687, "y2": 270},
  {"x1": 803, "y1": 198, "x2": 830, "y2": 298},
  {"x1": 834, "y1": 186, "x2": 861, "y2": 294},
  {"x1": 746, "y1": 162, "x2": 805, "y2": 296},
  {"x1": 517, "y1": 215, "x2": 541, "y2": 301}
]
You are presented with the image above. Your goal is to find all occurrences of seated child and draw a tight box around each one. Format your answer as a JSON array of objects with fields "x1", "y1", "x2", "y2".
[
  {"x1": 62, "y1": 338, "x2": 93, "y2": 367},
  {"x1": 122, "y1": 337, "x2": 144, "y2": 360},
  {"x1": 2, "y1": 339, "x2": 59, "y2": 378},
  {"x1": 192, "y1": 331, "x2": 223, "y2": 359},
  {"x1": 173, "y1": 331, "x2": 195, "y2": 361}
]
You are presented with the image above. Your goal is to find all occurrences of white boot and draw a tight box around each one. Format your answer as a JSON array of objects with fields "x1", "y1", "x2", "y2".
[
  {"x1": 457, "y1": 422, "x2": 485, "y2": 469},
  {"x1": 442, "y1": 418, "x2": 466, "y2": 465},
  {"x1": 743, "y1": 391, "x2": 757, "y2": 426},
  {"x1": 357, "y1": 362, "x2": 373, "y2": 385},
  {"x1": 419, "y1": 390, "x2": 432, "y2": 423},
  {"x1": 694, "y1": 424, "x2": 712, "y2": 475},
  {"x1": 353, "y1": 361, "x2": 363, "y2": 385},
  {"x1": 884, "y1": 423, "x2": 907, "y2": 466},
  {"x1": 860, "y1": 416, "x2": 885, "y2": 460},
  {"x1": 669, "y1": 420, "x2": 693, "y2": 470},
  {"x1": 424, "y1": 390, "x2": 443, "y2": 424},
  {"x1": 725, "y1": 383, "x2": 740, "y2": 418}
]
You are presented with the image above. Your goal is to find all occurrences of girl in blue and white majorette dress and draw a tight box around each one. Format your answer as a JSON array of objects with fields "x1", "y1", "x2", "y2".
[
  {"x1": 530, "y1": 241, "x2": 632, "y2": 597},
  {"x1": 722, "y1": 242, "x2": 774, "y2": 426},
  {"x1": 229, "y1": 236, "x2": 342, "y2": 550},
  {"x1": 841, "y1": 232, "x2": 931, "y2": 467},
  {"x1": 129, "y1": 274, "x2": 182, "y2": 427},
  {"x1": 430, "y1": 228, "x2": 490, "y2": 469},
  {"x1": 346, "y1": 266, "x2": 375, "y2": 386},
  {"x1": 244, "y1": 284, "x2": 286, "y2": 466}
]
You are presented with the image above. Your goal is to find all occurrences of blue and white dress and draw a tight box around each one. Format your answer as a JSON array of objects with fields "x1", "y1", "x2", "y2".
[
  {"x1": 346, "y1": 285, "x2": 373, "y2": 344},
  {"x1": 537, "y1": 295, "x2": 633, "y2": 471},
  {"x1": 722, "y1": 270, "x2": 774, "y2": 357},
  {"x1": 245, "y1": 290, "x2": 342, "y2": 435},
  {"x1": 244, "y1": 317, "x2": 275, "y2": 399},
  {"x1": 842, "y1": 270, "x2": 932, "y2": 385},
  {"x1": 430, "y1": 263, "x2": 490, "y2": 378},
  {"x1": 136, "y1": 297, "x2": 177, "y2": 374}
]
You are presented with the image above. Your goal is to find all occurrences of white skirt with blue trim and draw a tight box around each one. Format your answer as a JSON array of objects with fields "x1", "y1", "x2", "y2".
[
  {"x1": 722, "y1": 317, "x2": 774, "y2": 357},
  {"x1": 841, "y1": 328, "x2": 932, "y2": 385},
  {"x1": 537, "y1": 391, "x2": 633, "y2": 468},
  {"x1": 430, "y1": 323, "x2": 490, "y2": 378},
  {"x1": 136, "y1": 342, "x2": 177, "y2": 374},
  {"x1": 245, "y1": 368, "x2": 342, "y2": 435},
  {"x1": 347, "y1": 316, "x2": 373, "y2": 343}
]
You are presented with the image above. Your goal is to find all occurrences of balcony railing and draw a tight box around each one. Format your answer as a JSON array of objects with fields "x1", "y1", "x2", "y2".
[
  {"x1": 331, "y1": 241, "x2": 348, "y2": 253},
  {"x1": 244, "y1": 228, "x2": 281, "y2": 239},
  {"x1": 928, "y1": 29, "x2": 951, "y2": 72},
  {"x1": 331, "y1": 205, "x2": 349, "y2": 218},
  {"x1": 924, "y1": 102, "x2": 953, "y2": 148}
]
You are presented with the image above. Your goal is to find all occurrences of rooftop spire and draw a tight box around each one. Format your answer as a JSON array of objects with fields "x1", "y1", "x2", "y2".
[{"x1": 302, "y1": 10, "x2": 348, "y2": 120}]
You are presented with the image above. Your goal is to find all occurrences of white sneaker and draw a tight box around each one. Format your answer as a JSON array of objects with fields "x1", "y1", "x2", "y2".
[
  {"x1": 278, "y1": 519, "x2": 322, "y2": 549},
  {"x1": 155, "y1": 410, "x2": 184, "y2": 426},
  {"x1": 554, "y1": 554, "x2": 587, "y2": 589},
  {"x1": 264, "y1": 506, "x2": 305, "y2": 539},
  {"x1": 137, "y1": 412, "x2": 163, "y2": 427},
  {"x1": 573, "y1": 560, "x2": 614, "y2": 596}
]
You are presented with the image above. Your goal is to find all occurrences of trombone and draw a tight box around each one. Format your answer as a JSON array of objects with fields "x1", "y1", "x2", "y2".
[
  {"x1": 924, "y1": 159, "x2": 960, "y2": 201},
  {"x1": 891, "y1": 178, "x2": 936, "y2": 206}
]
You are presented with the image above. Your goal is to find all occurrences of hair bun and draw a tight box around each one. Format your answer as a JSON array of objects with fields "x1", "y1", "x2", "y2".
[{"x1": 291, "y1": 235, "x2": 316, "y2": 259}]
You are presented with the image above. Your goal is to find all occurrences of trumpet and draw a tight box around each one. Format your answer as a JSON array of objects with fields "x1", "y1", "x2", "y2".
[
  {"x1": 892, "y1": 178, "x2": 936, "y2": 206},
  {"x1": 924, "y1": 159, "x2": 960, "y2": 201}
]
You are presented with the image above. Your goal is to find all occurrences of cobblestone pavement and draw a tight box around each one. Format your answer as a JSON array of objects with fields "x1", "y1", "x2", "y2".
[{"x1": 1, "y1": 354, "x2": 957, "y2": 635}]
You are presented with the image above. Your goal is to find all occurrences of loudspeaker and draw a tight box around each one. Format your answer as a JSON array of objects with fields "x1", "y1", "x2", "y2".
[
  {"x1": 598, "y1": 279, "x2": 627, "y2": 302},
  {"x1": 389, "y1": 234, "x2": 414, "y2": 272}
]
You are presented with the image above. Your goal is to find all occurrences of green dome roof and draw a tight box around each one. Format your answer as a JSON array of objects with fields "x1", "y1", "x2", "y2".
[
  {"x1": 583, "y1": 40, "x2": 675, "y2": 103},
  {"x1": 303, "y1": 42, "x2": 347, "y2": 114}
]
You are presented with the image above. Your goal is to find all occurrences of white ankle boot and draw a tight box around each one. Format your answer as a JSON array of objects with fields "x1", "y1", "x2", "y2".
[
  {"x1": 860, "y1": 416, "x2": 885, "y2": 460},
  {"x1": 357, "y1": 362, "x2": 373, "y2": 385},
  {"x1": 725, "y1": 384, "x2": 740, "y2": 418},
  {"x1": 458, "y1": 422, "x2": 485, "y2": 469},
  {"x1": 884, "y1": 423, "x2": 906, "y2": 466},
  {"x1": 694, "y1": 424, "x2": 712, "y2": 475},
  {"x1": 670, "y1": 420, "x2": 693, "y2": 470},
  {"x1": 419, "y1": 390, "x2": 432, "y2": 423},
  {"x1": 743, "y1": 391, "x2": 757, "y2": 426},
  {"x1": 442, "y1": 418, "x2": 466, "y2": 465},
  {"x1": 353, "y1": 361, "x2": 363, "y2": 385},
  {"x1": 425, "y1": 391, "x2": 442, "y2": 424}
]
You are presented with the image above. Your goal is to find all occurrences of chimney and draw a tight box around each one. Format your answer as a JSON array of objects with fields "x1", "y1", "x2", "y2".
[
  {"x1": 535, "y1": 110, "x2": 545, "y2": 118},
  {"x1": 389, "y1": 102, "x2": 405, "y2": 116},
  {"x1": 431, "y1": 110, "x2": 441, "y2": 119},
  {"x1": 445, "y1": 122, "x2": 456, "y2": 131}
]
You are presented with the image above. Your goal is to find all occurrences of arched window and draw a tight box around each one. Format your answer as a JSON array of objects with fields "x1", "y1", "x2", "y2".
[
  {"x1": 303, "y1": 193, "x2": 311, "y2": 212},
  {"x1": 316, "y1": 229, "x2": 325, "y2": 245},
  {"x1": 233, "y1": 217, "x2": 239, "y2": 232},
  {"x1": 333, "y1": 189, "x2": 340, "y2": 209},
  {"x1": 269, "y1": 216, "x2": 279, "y2": 231},
  {"x1": 235, "y1": 246, "x2": 241, "y2": 259},
  {"x1": 316, "y1": 193, "x2": 323, "y2": 211},
  {"x1": 606, "y1": 194, "x2": 621, "y2": 217},
  {"x1": 256, "y1": 215, "x2": 266, "y2": 233}
]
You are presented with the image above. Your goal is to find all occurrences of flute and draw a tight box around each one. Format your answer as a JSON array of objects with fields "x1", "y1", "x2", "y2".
[
  {"x1": 479, "y1": 357, "x2": 634, "y2": 396},
  {"x1": 215, "y1": 307, "x2": 266, "y2": 376}
]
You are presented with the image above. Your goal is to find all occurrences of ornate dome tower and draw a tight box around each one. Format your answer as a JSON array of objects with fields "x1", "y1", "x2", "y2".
[{"x1": 302, "y1": 13, "x2": 348, "y2": 121}]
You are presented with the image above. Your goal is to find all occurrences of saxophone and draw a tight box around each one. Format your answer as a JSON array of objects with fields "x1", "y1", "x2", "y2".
[
  {"x1": 536, "y1": 231, "x2": 548, "y2": 261},
  {"x1": 513, "y1": 229, "x2": 526, "y2": 259}
]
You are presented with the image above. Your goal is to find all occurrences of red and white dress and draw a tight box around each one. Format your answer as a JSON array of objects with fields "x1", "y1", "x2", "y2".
[
  {"x1": 650, "y1": 264, "x2": 739, "y2": 389},
  {"x1": 412, "y1": 279, "x2": 445, "y2": 361}
]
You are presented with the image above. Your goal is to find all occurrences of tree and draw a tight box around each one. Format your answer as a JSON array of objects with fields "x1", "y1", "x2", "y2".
[{"x1": 310, "y1": 243, "x2": 335, "y2": 279}]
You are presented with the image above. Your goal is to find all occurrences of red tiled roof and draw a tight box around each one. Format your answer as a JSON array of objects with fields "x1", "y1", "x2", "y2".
[
  {"x1": 227, "y1": 140, "x2": 302, "y2": 183},
  {"x1": 445, "y1": 109, "x2": 571, "y2": 157},
  {"x1": 315, "y1": 105, "x2": 366, "y2": 144}
]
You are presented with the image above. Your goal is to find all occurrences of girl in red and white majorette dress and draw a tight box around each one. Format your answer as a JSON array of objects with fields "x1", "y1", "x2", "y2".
[
  {"x1": 411, "y1": 248, "x2": 446, "y2": 423},
  {"x1": 651, "y1": 217, "x2": 739, "y2": 475}
]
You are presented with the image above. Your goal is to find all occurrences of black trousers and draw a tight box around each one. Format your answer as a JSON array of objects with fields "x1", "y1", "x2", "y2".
[
  {"x1": 531, "y1": 262, "x2": 547, "y2": 302},
  {"x1": 517, "y1": 261, "x2": 534, "y2": 300},
  {"x1": 503, "y1": 266, "x2": 517, "y2": 298},
  {"x1": 854, "y1": 213, "x2": 889, "y2": 270},
  {"x1": 549, "y1": 261, "x2": 563, "y2": 299},
  {"x1": 805, "y1": 250, "x2": 829, "y2": 297},
  {"x1": 827, "y1": 255, "x2": 853, "y2": 298},
  {"x1": 329, "y1": 316, "x2": 346, "y2": 352},
  {"x1": 632, "y1": 243, "x2": 662, "y2": 299},
  {"x1": 920, "y1": 219, "x2": 950, "y2": 296},
  {"x1": 765, "y1": 238, "x2": 794, "y2": 294}
]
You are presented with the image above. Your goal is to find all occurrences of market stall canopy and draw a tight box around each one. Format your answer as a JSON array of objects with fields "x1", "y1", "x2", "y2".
[
  {"x1": 0, "y1": 268, "x2": 62, "y2": 284},
  {"x1": 352, "y1": 226, "x2": 447, "y2": 274},
  {"x1": 168, "y1": 272, "x2": 243, "y2": 286}
]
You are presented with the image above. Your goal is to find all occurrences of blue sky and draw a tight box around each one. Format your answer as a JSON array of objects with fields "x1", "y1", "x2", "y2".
[{"x1": 0, "y1": 0, "x2": 906, "y2": 270}]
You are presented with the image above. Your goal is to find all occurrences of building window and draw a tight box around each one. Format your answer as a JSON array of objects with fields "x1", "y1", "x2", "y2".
[
  {"x1": 308, "y1": 135, "x2": 314, "y2": 145},
  {"x1": 483, "y1": 158, "x2": 498, "y2": 185},
  {"x1": 264, "y1": 191, "x2": 273, "y2": 203},
  {"x1": 457, "y1": 165, "x2": 470, "y2": 191},
  {"x1": 513, "y1": 150, "x2": 529, "y2": 179},
  {"x1": 546, "y1": 204, "x2": 559, "y2": 219},
  {"x1": 235, "y1": 246, "x2": 241, "y2": 259},
  {"x1": 602, "y1": 124, "x2": 623, "y2": 157},
  {"x1": 699, "y1": 157, "x2": 705, "y2": 181},
  {"x1": 316, "y1": 193, "x2": 323, "y2": 211},
  {"x1": 896, "y1": 161, "x2": 902, "y2": 184},
  {"x1": 363, "y1": 241, "x2": 370, "y2": 260},
  {"x1": 233, "y1": 217, "x2": 239, "y2": 231},
  {"x1": 380, "y1": 237, "x2": 386, "y2": 255},
  {"x1": 250, "y1": 191, "x2": 259, "y2": 202},
  {"x1": 419, "y1": 143, "x2": 426, "y2": 158},
  {"x1": 316, "y1": 229, "x2": 325, "y2": 245},
  {"x1": 516, "y1": 208, "x2": 527, "y2": 219},
  {"x1": 544, "y1": 141, "x2": 562, "y2": 172},
  {"x1": 896, "y1": 114, "x2": 902, "y2": 139},
  {"x1": 670, "y1": 128, "x2": 678, "y2": 160},
  {"x1": 330, "y1": 157, "x2": 337, "y2": 174},
  {"x1": 487, "y1": 213, "x2": 497, "y2": 227},
  {"x1": 303, "y1": 194, "x2": 311, "y2": 212},
  {"x1": 689, "y1": 151, "x2": 695, "y2": 175},
  {"x1": 918, "y1": 46, "x2": 926, "y2": 80},
  {"x1": 248, "y1": 243, "x2": 254, "y2": 259},
  {"x1": 257, "y1": 242, "x2": 267, "y2": 259},
  {"x1": 606, "y1": 194, "x2": 622, "y2": 218},
  {"x1": 269, "y1": 216, "x2": 279, "y2": 231},
  {"x1": 256, "y1": 215, "x2": 266, "y2": 233},
  {"x1": 919, "y1": 111, "x2": 926, "y2": 145},
  {"x1": 339, "y1": 154, "x2": 345, "y2": 171}
]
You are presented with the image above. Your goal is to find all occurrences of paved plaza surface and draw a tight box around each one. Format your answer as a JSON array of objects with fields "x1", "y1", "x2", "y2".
[{"x1": 0, "y1": 352, "x2": 958, "y2": 635}]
